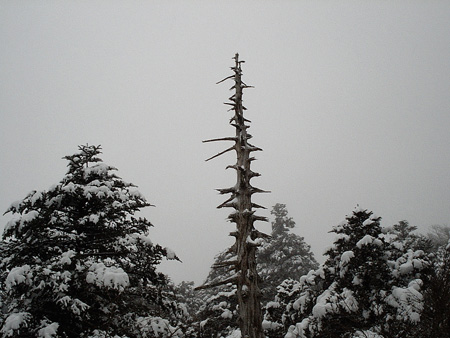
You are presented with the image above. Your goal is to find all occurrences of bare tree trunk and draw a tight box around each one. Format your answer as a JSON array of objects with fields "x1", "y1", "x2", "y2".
[{"x1": 201, "y1": 53, "x2": 269, "y2": 338}]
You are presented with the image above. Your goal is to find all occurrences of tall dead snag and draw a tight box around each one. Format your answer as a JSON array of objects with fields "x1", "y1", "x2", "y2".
[{"x1": 201, "y1": 53, "x2": 269, "y2": 338}]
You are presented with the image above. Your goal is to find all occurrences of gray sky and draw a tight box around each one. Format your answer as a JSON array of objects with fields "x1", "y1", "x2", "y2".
[{"x1": 1, "y1": 1, "x2": 450, "y2": 285}]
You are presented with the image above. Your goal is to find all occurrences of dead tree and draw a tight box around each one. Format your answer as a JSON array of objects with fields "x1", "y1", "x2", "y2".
[{"x1": 200, "y1": 53, "x2": 269, "y2": 338}]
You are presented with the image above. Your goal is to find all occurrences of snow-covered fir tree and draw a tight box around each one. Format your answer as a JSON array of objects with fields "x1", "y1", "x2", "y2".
[
  {"x1": 259, "y1": 204, "x2": 318, "y2": 303},
  {"x1": 414, "y1": 236, "x2": 450, "y2": 338},
  {"x1": 426, "y1": 224, "x2": 450, "y2": 252},
  {"x1": 0, "y1": 145, "x2": 185, "y2": 338},
  {"x1": 264, "y1": 206, "x2": 431, "y2": 338},
  {"x1": 386, "y1": 220, "x2": 432, "y2": 253},
  {"x1": 192, "y1": 204, "x2": 318, "y2": 337}
]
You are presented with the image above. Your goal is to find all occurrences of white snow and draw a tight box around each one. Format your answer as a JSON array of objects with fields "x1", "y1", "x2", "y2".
[
  {"x1": 83, "y1": 163, "x2": 111, "y2": 178},
  {"x1": 335, "y1": 233, "x2": 350, "y2": 242},
  {"x1": 30, "y1": 191, "x2": 43, "y2": 205},
  {"x1": 129, "y1": 188, "x2": 145, "y2": 200},
  {"x1": 38, "y1": 322, "x2": 59, "y2": 338},
  {"x1": 312, "y1": 290, "x2": 333, "y2": 318},
  {"x1": 340, "y1": 251, "x2": 355, "y2": 265},
  {"x1": 3, "y1": 218, "x2": 19, "y2": 234},
  {"x1": 362, "y1": 219, "x2": 374, "y2": 226},
  {"x1": 165, "y1": 248, "x2": 177, "y2": 259},
  {"x1": 246, "y1": 235, "x2": 264, "y2": 246},
  {"x1": 221, "y1": 309, "x2": 233, "y2": 319},
  {"x1": 200, "y1": 319, "x2": 209, "y2": 329},
  {"x1": 352, "y1": 276, "x2": 362, "y2": 285},
  {"x1": 266, "y1": 301, "x2": 280, "y2": 308},
  {"x1": 71, "y1": 299, "x2": 89, "y2": 315},
  {"x1": 62, "y1": 182, "x2": 76, "y2": 193},
  {"x1": 262, "y1": 319, "x2": 281, "y2": 330},
  {"x1": 135, "y1": 316, "x2": 183, "y2": 338},
  {"x1": 353, "y1": 330, "x2": 384, "y2": 338},
  {"x1": 17, "y1": 210, "x2": 39, "y2": 231},
  {"x1": 86, "y1": 263, "x2": 129, "y2": 292},
  {"x1": 137, "y1": 234, "x2": 153, "y2": 245},
  {"x1": 340, "y1": 251, "x2": 355, "y2": 277},
  {"x1": 226, "y1": 329, "x2": 241, "y2": 338},
  {"x1": 1, "y1": 312, "x2": 30, "y2": 336},
  {"x1": 89, "y1": 214, "x2": 100, "y2": 224},
  {"x1": 340, "y1": 289, "x2": 358, "y2": 313},
  {"x1": 386, "y1": 279, "x2": 424, "y2": 323},
  {"x1": 285, "y1": 318, "x2": 309, "y2": 338},
  {"x1": 59, "y1": 250, "x2": 75, "y2": 265},
  {"x1": 399, "y1": 261, "x2": 414, "y2": 274},
  {"x1": 5, "y1": 265, "x2": 31, "y2": 290},
  {"x1": 356, "y1": 235, "x2": 374, "y2": 248}
]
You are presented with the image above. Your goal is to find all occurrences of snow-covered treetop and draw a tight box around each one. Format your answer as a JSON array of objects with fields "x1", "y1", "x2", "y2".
[
  {"x1": 64, "y1": 144, "x2": 103, "y2": 169},
  {"x1": 270, "y1": 203, "x2": 295, "y2": 236}
]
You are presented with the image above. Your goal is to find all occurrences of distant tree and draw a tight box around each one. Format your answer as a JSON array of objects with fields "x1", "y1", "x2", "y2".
[
  {"x1": 387, "y1": 220, "x2": 433, "y2": 253},
  {"x1": 427, "y1": 224, "x2": 450, "y2": 251},
  {"x1": 268, "y1": 206, "x2": 431, "y2": 338},
  {"x1": 0, "y1": 145, "x2": 184, "y2": 338},
  {"x1": 259, "y1": 203, "x2": 318, "y2": 302}
]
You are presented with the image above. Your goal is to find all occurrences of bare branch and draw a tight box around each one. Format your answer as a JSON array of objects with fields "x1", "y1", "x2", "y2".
[
  {"x1": 251, "y1": 203, "x2": 267, "y2": 210},
  {"x1": 217, "y1": 195, "x2": 237, "y2": 209},
  {"x1": 216, "y1": 75, "x2": 235, "y2": 84},
  {"x1": 250, "y1": 187, "x2": 270, "y2": 194},
  {"x1": 252, "y1": 230, "x2": 271, "y2": 240},
  {"x1": 216, "y1": 187, "x2": 237, "y2": 195},
  {"x1": 251, "y1": 215, "x2": 269, "y2": 223},
  {"x1": 203, "y1": 137, "x2": 237, "y2": 143},
  {"x1": 213, "y1": 260, "x2": 238, "y2": 268},
  {"x1": 194, "y1": 275, "x2": 238, "y2": 291},
  {"x1": 205, "y1": 146, "x2": 235, "y2": 162}
]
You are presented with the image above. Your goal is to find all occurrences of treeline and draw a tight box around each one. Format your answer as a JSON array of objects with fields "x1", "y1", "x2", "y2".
[
  {"x1": 0, "y1": 145, "x2": 449, "y2": 337},
  {"x1": 180, "y1": 207, "x2": 449, "y2": 338}
]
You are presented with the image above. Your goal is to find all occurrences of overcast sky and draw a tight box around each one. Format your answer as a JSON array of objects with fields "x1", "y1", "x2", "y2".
[{"x1": 1, "y1": 1, "x2": 450, "y2": 285}]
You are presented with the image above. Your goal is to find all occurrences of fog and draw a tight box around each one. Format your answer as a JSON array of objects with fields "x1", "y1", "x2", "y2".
[{"x1": 1, "y1": 1, "x2": 450, "y2": 285}]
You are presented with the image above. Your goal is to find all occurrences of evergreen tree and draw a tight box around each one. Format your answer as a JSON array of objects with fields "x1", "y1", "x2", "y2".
[
  {"x1": 259, "y1": 204, "x2": 318, "y2": 302},
  {"x1": 0, "y1": 145, "x2": 184, "y2": 338},
  {"x1": 414, "y1": 238, "x2": 450, "y2": 337},
  {"x1": 427, "y1": 224, "x2": 450, "y2": 252},
  {"x1": 270, "y1": 206, "x2": 430, "y2": 338},
  {"x1": 387, "y1": 220, "x2": 432, "y2": 253}
]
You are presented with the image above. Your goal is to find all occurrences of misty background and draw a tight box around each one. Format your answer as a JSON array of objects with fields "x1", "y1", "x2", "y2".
[{"x1": 1, "y1": 1, "x2": 449, "y2": 285}]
